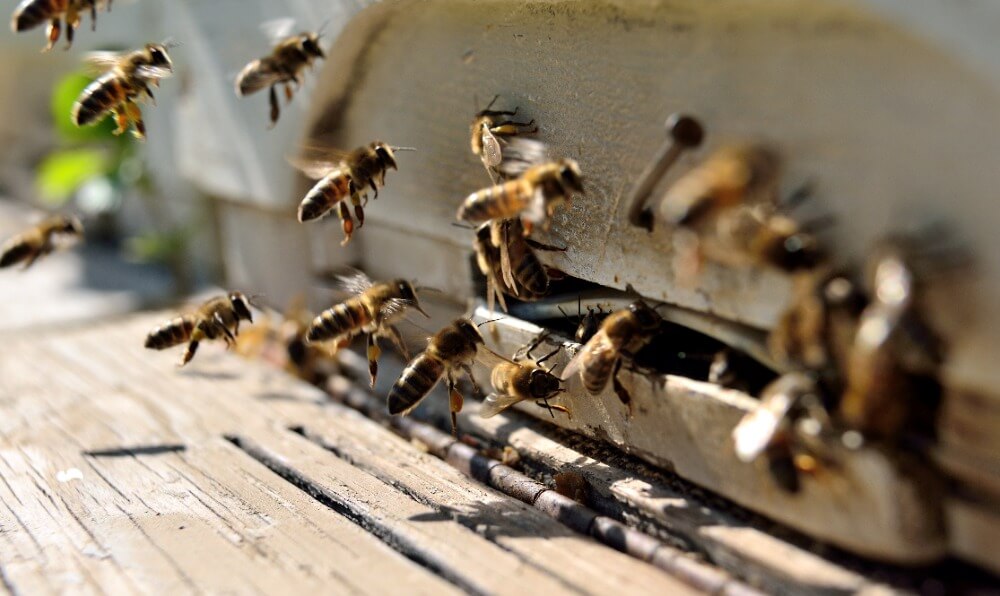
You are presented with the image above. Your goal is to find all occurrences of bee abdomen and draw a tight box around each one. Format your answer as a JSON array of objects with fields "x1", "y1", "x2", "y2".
[
  {"x1": 306, "y1": 302, "x2": 367, "y2": 343},
  {"x1": 582, "y1": 355, "x2": 616, "y2": 394},
  {"x1": 0, "y1": 238, "x2": 33, "y2": 268},
  {"x1": 298, "y1": 171, "x2": 351, "y2": 222},
  {"x1": 72, "y1": 75, "x2": 126, "y2": 126},
  {"x1": 11, "y1": 0, "x2": 58, "y2": 32},
  {"x1": 387, "y1": 355, "x2": 445, "y2": 415},
  {"x1": 457, "y1": 180, "x2": 524, "y2": 223},
  {"x1": 514, "y1": 252, "x2": 548, "y2": 297},
  {"x1": 144, "y1": 317, "x2": 195, "y2": 350}
]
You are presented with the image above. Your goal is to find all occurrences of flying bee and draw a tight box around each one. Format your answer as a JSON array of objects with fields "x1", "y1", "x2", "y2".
[
  {"x1": 387, "y1": 318, "x2": 491, "y2": 437},
  {"x1": 71, "y1": 42, "x2": 174, "y2": 140},
  {"x1": 700, "y1": 204, "x2": 829, "y2": 272},
  {"x1": 561, "y1": 301, "x2": 663, "y2": 410},
  {"x1": 656, "y1": 144, "x2": 782, "y2": 228},
  {"x1": 0, "y1": 214, "x2": 83, "y2": 270},
  {"x1": 480, "y1": 336, "x2": 567, "y2": 419},
  {"x1": 473, "y1": 218, "x2": 564, "y2": 314},
  {"x1": 144, "y1": 292, "x2": 255, "y2": 367},
  {"x1": 305, "y1": 271, "x2": 428, "y2": 387},
  {"x1": 292, "y1": 141, "x2": 412, "y2": 245},
  {"x1": 732, "y1": 372, "x2": 830, "y2": 493},
  {"x1": 456, "y1": 158, "x2": 584, "y2": 236},
  {"x1": 470, "y1": 95, "x2": 538, "y2": 183},
  {"x1": 11, "y1": 0, "x2": 110, "y2": 52},
  {"x1": 235, "y1": 19, "x2": 325, "y2": 127},
  {"x1": 838, "y1": 238, "x2": 945, "y2": 440}
]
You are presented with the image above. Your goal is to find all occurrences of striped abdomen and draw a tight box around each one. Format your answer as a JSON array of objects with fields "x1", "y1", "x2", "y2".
[
  {"x1": 298, "y1": 169, "x2": 351, "y2": 222},
  {"x1": 387, "y1": 354, "x2": 444, "y2": 415},
  {"x1": 508, "y1": 239, "x2": 548, "y2": 299},
  {"x1": 72, "y1": 73, "x2": 128, "y2": 126},
  {"x1": 144, "y1": 316, "x2": 195, "y2": 350},
  {"x1": 0, "y1": 235, "x2": 37, "y2": 268},
  {"x1": 457, "y1": 179, "x2": 529, "y2": 223},
  {"x1": 306, "y1": 299, "x2": 371, "y2": 343},
  {"x1": 11, "y1": 0, "x2": 65, "y2": 32},
  {"x1": 579, "y1": 339, "x2": 617, "y2": 395}
]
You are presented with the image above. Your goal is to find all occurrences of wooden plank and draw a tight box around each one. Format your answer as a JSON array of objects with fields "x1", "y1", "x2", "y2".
[
  {"x1": 0, "y1": 319, "x2": 459, "y2": 595},
  {"x1": 282, "y1": 404, "x2": 699, "y2": 595}
]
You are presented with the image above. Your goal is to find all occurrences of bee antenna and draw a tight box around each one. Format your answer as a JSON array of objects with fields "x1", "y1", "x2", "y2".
[
  {"x1": 317, "y1": 18, "x2": 332, "y2": 36},
  {"x1": 451, "y1": 222, "x2": 474, "y2": 230},
  {"x1": 477, "y1": 317, "x2": 504, "y2": 328},
  {"x1": 161, "y1": 37, "x2": 181, "y2": 49},
  {"x1": 415, "y1": 285, "x2": 443, "y2": 294},
  {"x1": 390, "y1": 146, "x2": 417, "y2": 152}
]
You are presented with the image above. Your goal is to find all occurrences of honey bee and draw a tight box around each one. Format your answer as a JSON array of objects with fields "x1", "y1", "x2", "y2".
[
  {"x1": 656, "y1": 144, "x2": 781, "y2": 227},
  {"x1": 0, "y1": 215, "x2": 83, "y2": 270},
  {"x1": 480, "y1": 340, "x2": 565, "y2": 419},
  {"x1": 838, "y1": 239, "x2": 944, "y2": 439},
  {"x1": 557, "y1": 297, "x2": 607, "y2": 345},
  {"x1": 704, "y1": 205, "x2": 828, "y2": 272},
  {"x1": 561, "y1": 301, "x2": 662, "y2": 408},
  {"x1": 470, "y1": 95, "x2": 537, "y2": 183},
  {"x1": 732, "y1": 372, "x2": 828, "y2": 493},
  {"x1": 11, "y1": 0, "x2": 110, "y2": 52},
  {"x1": 387, "y1": 318, "x2": 488, "y2": 436},
  {"x1": 305, "y1": 272, "x2": 428, "y2": 387},
  {"x1": 292, "y1": 141, "x2": 411, "y2": 245},
  {"x1": 71, "y1": 42, "x2": 174, "y2": 140},
  {"x1": 473, "y1": 218, "x2": 563, "y2": 314},
  {"x1": 456, "y1": 158, "x2": 584, "y2": 235},
  {"x1": 144, "y1": 292, "x2": 255, "y2": 367},
  {"x1": 235, "y1": 20, "x2": 325, "y2": 127}
]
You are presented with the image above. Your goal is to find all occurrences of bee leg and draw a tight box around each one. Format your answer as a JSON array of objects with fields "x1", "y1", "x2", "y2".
[
  {"x1": 125, "y1": 102, "x2": 146, "y2": 140},
  {"x1": 268, "y1": 86, "x2": 280, "y2": 128},
  {"x1": 447, "y1": 375, "x2": 464, "y2": 438},
  {"x1": 284, "y1": 83, "x2": 294, "y2": 102},
  {"x1": 20, "y1": 250, "x2": 41, "y2": 270},
  {"x1": 215, "y1": 314, "x2": 236, "y2": 347},
  {"x1": 112, "y1": 108, "x2": 129, "y2": 136},
  {"x1": 91, "y1": 3, "x2": 97, "y2": 30},
  {"x1": 369, "y1": 178, "x2": 379, "y2": 201},
  {"x1": 460, "y1": 364, "x2": 482, "y2": 398},
  {"x1": 180, "y1": 327, "x2": 206, "y2": 366},
  {"x1": 537, "y1": 401, "x2": 571, "y2": 419},
  {"x1": 366, "y1": 334, "x2": 381, "y2": 388},
  {"x1": 384, "y1": 325, "x2": 409, "y2": 360},
  {"x1": 44, "y1": 19, "x2": 61, "y2": 52},
  {"x1": 338, "y1": 201, "x2": 355, "y2": 246},
  {"x1": 142, "y1": 83, "x2": 156, "y2": 106},
  {"x1": 526, "y1": 238, "x2": 568, "y2": 252},
  {"x1": 611, "y1": 358, "x2": 634, "y2": 417},
  {"x1": 352, "y1": 195, "x2": 365, "y2": 230}
]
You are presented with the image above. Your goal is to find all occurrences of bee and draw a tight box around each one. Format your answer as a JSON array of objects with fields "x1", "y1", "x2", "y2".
[
  {"x1": 703, "y1": 205, "x2": 828, "y2": 272},
  {"x1": 456, "y1": 158, "x2": 584, "y2": 235},
  {"x1": 387, "y1": 318, "x2": 488, "y2": 436},
  {"x1": 144, "y1": 292, "x2": 255, "y2": 367},
  {"x1": 838, "y1": 239, "x2": 944, "y2": 439},
  {"x1": 470, "y1": 95, "x2": 537, "y2": 183},
  {"x1": 292, "y1": 141, "x2": 411, "y2": 245},
  {"x1": 480, "y1": 338, "x2": 566, "y2": 419},
  {"x1": 561, "y1": 301, "x2": 663, "y2": 409},
  {"x1": 473, "y1": 218, "x2": 563, "y2": 314},
  {"x1": 656, "y1": 144, "x2": 781, "y2": 227},
  {"x1": 732, "y1": 372, "x2": 828, "y2": 493},
  {"x1": 71, "y1": 42, "x2": 174, "y2": 140},
  {"x1": 11, "y1": 0, "x2": 110, "y2": 52},
  {"x1": 235, "y1": 20, "x2": 325, "y2": 127},
  {"x1": 0, "y1": 215, "x2": 83, "y2": 270},
  {"x1": 305, "y1": 272, "x2": 428, "y2": 387},
  {"x1": 557, "y1": 297, "x2": 607, "y2": 345}
]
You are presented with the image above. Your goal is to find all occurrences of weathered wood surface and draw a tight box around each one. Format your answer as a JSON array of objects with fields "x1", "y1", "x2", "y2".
[{"x1": 0, "y1": 312, "x2": 697, "y2": 594}]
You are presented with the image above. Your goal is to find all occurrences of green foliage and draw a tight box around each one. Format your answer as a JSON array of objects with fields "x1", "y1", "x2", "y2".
[
  {"x1": 35, "y1": 148, "x2": 109, "y2": 207},
  {"x1": 126, "y1": 228, "x2": 191, "y2": 265}
]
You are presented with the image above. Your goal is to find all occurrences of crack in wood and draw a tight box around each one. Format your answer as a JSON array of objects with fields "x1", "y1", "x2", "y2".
[{"x1": 223, "y1": 434, "x2": 485, "y2": 596}]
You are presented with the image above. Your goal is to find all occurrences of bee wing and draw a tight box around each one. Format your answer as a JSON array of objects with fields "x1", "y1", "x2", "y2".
[
  {"x1": 379, "y1": 298, "x2": 417, "y2": 323},
  {"x1": 480, "y1": 125, "x2": 503, "y2": 168},
  {"x1": 82, "y1": 51, "x2": 124, "y2": 75},
  {"x1": 498, "y1": 138, "x2": 549, "y2": 179},
  {"x1": 337, "y1": 270, "x2": 374, "y2": 295},
  {"x1": 287, "y1": 155, "x2": 342, "y2": 180},
  {"x1": 496, "y1": 220, "x2": 518, "y2": 294},
  {"x1": 135, "y1": 65, "x2": 174, "y2": 81},
  {"x1": 561, "y1": 330, "x2": 612, "y2": 382},
  {"x1": 479, "y1": 393, "x2": 525, "y2": 419},
  {"x1": 731, "y1": 388, "x2": 794, "y2": 463},
  {"x1": 475, "y1": 345, "x2": 511, "y2": 370},
  {"x1": 260, "y1": 17, "x2": 297, "y2": 45}
]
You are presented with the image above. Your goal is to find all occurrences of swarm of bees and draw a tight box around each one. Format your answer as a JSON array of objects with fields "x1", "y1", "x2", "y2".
[{"x1": 5, "y1": 5, "x2": 970, "y2": 530}]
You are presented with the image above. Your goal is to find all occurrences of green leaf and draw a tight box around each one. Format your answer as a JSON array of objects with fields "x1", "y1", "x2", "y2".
[
  {"x1": 126, "y1": 229, "x2": 189, "y2": 264},
  {"x1": 35, "y1": 148, "x2": 110, "y2": 206}
]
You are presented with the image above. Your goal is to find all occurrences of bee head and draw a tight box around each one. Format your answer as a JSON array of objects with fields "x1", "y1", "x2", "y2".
[
  {"x1": 145, "y1": 43, "x2": 173, "y2": 71},
  {"x1": 395, "y1": 280, "x2": 430, "y2": 317},
  {"x1": 454, "y1": 318, "x2": 485, "y2": 345},
  {"x1": 754, "y1": 217, "x2": 826, "y2": 272},
  {"x1": 229, "y1": 292, "x2": 254, "y2": 324},
  {"x1": 59, "y1": 215, "x2": 84, "y2": 236},
  {"x1": 373, "y1": 142, "x2": 399, "y2": 171},
  {"x1": 528, "y1": 368, "x2": 561, "y2": 399},
  {"x1": 627, "y1": 301, "x2": 661, "y2": 331},
  {"x1": 558, "y1": 159, "x2": 584, "y2": 194},
  {"x1": 301, "y1": 33, "x2": 325, "y2": 59}
]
